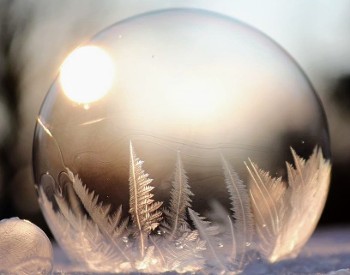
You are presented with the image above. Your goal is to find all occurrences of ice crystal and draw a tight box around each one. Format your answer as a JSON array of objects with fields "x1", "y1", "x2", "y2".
[
  {"x1": 222, "y1": 155, "x2": 254, "y2": 269},
  {"x1": 69, "y1": 169, "x2": 130, "y2": 262},
  {"x1": 162, "y1": 151, "x2": 194, "y2": 240},
  {"x1": 188, "y1": 208, "x2": 226, "y2": 271},
  {"x1": 129, "y1": 142, "x2": 163, "y2": 258},
  {"x1": 39, "y1": 185, "x2": 125, "y2": 271},
  {"x1": 247, "y1": 147, "x2": 331, "y2": 262},
  {"x1": 37, "y1": 142, "x2": 330, "y2": 273}
]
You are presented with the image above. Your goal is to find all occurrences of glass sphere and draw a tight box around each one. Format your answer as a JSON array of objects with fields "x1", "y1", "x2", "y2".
[{"x1": 33, "y1": 8, "x2": 331, "y2": 273}]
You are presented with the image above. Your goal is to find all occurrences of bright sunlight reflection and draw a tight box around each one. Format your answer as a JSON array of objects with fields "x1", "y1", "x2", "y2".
[{"x1": 60, "y1": 46, "x2": 115, "y2": 105}]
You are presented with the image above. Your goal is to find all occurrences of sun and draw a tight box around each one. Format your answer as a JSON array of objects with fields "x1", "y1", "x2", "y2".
[{"x1": 59, "y1": 45, "x2": 115, "y2": 105}]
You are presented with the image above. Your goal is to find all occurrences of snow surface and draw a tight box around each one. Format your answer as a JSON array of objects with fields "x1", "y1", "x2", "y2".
[{"x1": 52, "y1": 226, "x2": 350, "y2": 274}]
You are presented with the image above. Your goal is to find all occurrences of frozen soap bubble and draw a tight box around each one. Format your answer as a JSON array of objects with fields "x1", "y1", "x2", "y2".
[
  {"x1": 0, "y1": 218, "x2": 53, "y2": 274},
  {"x1": 33, "y1": 8, "x2": 331, "y2": 273}
]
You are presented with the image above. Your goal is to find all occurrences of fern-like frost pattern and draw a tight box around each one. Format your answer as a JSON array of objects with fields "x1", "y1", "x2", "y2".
[
  {"x1": 38, "y1": 143, "x2": 331, "y2": 273},
  {"x1": 247, "y1": 147, "x2": 331, "y2": 263}
]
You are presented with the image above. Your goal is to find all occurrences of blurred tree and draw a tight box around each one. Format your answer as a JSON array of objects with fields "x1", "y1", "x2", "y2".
[
  {"x1": 332, "y1": 76, "x2": 350, "y2": 113},
  {"x1": 0, "y1": 0, "x2": 18, "y2": 217},
  {"x1": 320, "y1": 75, "x2": 350, "y2": 224},
  {"x1": 0, "y1": 0, "x2": 32, "y2": 218}
]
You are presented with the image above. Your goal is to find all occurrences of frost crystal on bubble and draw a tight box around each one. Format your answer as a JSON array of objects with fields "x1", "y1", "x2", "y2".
[
  {"x1": 247, "y1": 147, "x2": 331, "y2": 262},
  {"x1": 37, "y1": 141, "x2": 330, "y2": 274},
  {"x1": 129, "y1": 141, "x2": 163, "y2": 259},
  {"x1": 0, "y1": 218, "x2": 53, "y2": 274}
]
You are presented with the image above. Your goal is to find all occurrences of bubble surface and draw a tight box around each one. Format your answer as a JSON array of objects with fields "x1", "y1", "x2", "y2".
[{"x1": 33, "y1": 9, "x2": 331, "y2": 273}]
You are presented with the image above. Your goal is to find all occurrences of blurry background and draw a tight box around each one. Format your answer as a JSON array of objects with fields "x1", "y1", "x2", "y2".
[{"x1": 0, "y1": 0, "x2": 349, "y2": 235}]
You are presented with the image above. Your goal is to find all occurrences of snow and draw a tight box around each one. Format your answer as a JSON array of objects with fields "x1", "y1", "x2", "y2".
[{"x1": 52, "y1": 226, "x2": 350, "y2": 274}]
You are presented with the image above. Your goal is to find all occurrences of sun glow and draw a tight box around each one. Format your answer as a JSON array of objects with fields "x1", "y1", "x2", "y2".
[
  {"x1": 164, "y1": 79, "x2": 223, "y2": 120},
  {"x1": 182, "y1": 88, "x2": 218, "y2": 117},
  {"x1": 59, "y1": 46, "x2": 115, "y2": 105}
]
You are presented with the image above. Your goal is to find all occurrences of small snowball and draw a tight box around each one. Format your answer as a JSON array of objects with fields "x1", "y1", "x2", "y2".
[{"x1": 0, "y1": 217, "x2": 53, "y2": 274}]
